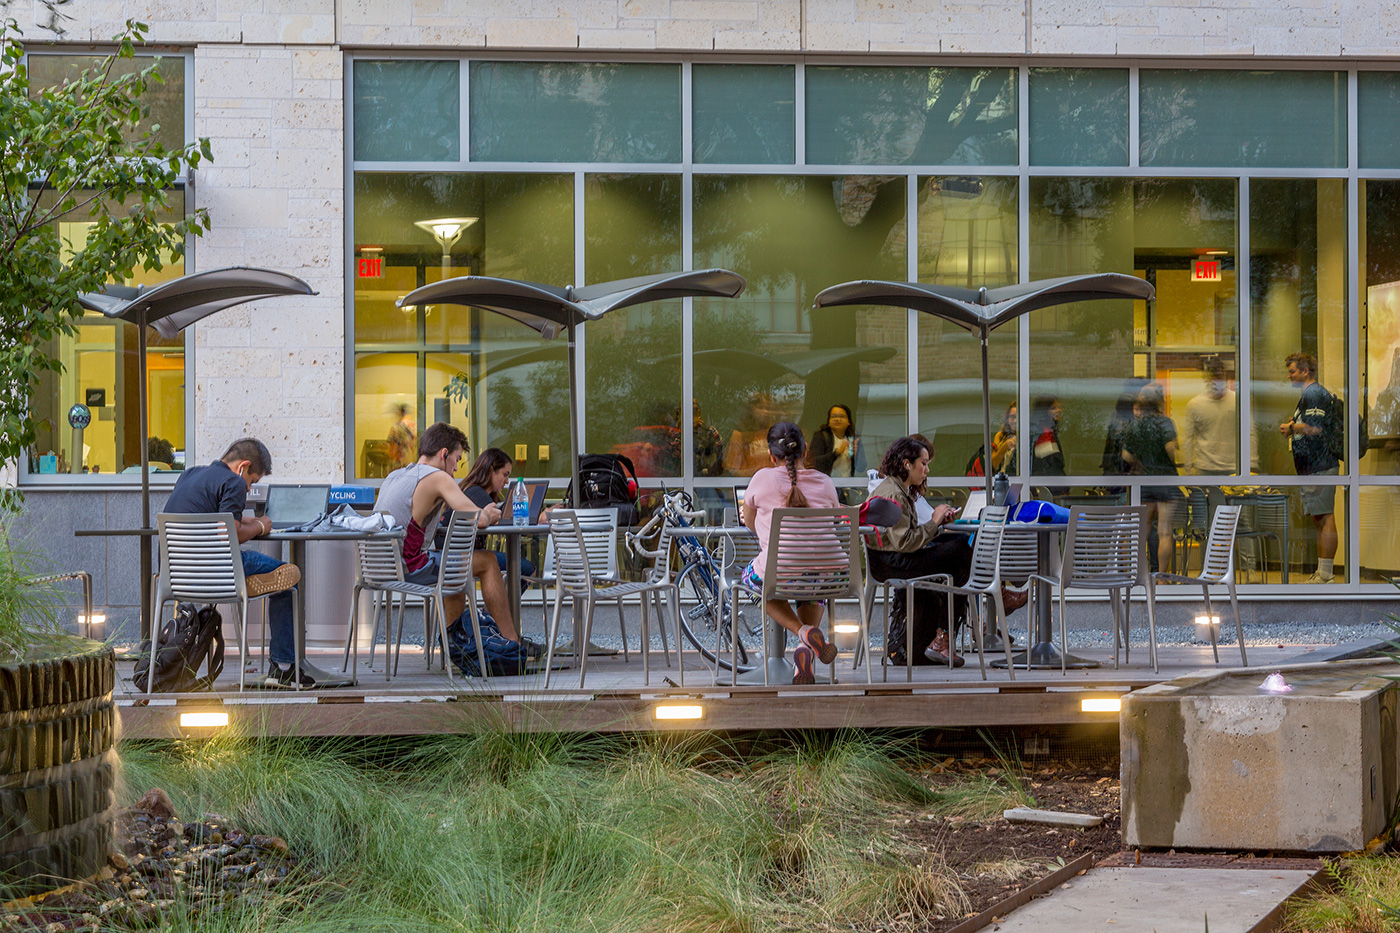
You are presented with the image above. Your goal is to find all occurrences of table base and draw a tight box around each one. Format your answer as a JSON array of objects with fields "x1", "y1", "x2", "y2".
[
  {"x1": 731, "y1": 656, "x2": 797, "y2": 686},
  {"x1": 993, "y1": 641, "x2": 1102, "y2": 670}
]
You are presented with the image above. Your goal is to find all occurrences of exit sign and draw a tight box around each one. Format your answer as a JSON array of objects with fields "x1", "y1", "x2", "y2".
[
  {"x1": 1192, "y1": 259, "x2": 1222, "y2": 282},
  {"x1": 357, "y1": 256, "x2": 383, "y2": 278}
]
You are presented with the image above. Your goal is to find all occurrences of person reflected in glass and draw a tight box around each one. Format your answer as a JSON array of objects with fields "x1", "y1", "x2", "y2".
[
  {"x1": 1101, "y1": 378, "x2": 1147, "y2": 482},
  {"x1": 1281, "y1": 352, "x2": 1339, "y2": 583},
  {"x1": 1121, "y1": 382, "x2": 1182, "y2": 574},
  {"x1": 989, "y1": 403, "x2": 1018, "y2": 475},
  {"x1": 809, "y1": 404, "x2": 865, "y2": 478},
  {"x1": 458, "y1": 448, "x2": 538, "y2": 591},
  {"x1": 691, "y1": 399, "x2": 726, "y2": 477},
  {"x1": 1030, "y1": 396, "x2": 1066, "y2": 494},
  {"x1": 724, "y1": 391, "x2": 776, "y2": 476},
  {"x1": 740, "y1": 422, "x2": 842, "y2": 685},
  {"x1": 863, "y1": 436, "x2": 973, "y2": 667}
]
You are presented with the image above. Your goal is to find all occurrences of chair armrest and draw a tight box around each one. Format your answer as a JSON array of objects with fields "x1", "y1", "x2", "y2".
[
  {"x1": 1025, "y1": 572, "x2": 1061, "y2": 587},
  {"x1": 1152, "y1": 571, "x2": 1206, "y2": 585}
]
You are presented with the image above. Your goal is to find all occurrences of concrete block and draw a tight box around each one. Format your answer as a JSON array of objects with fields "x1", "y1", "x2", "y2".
[{"x1": 1122, "y1": 659, "x2": 1400, "y2": 853}]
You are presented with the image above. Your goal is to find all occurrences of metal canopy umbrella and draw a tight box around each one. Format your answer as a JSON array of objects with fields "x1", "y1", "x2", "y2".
[
  {"x1": 77, "y1": 266, "x2": 317, "y2": 634},
  {"x1": 397, "y1": 269, "x2": 747, "y2": 497},
  {"x1": 813, "y1": 273, "x2": 1156, "y2": 499}
]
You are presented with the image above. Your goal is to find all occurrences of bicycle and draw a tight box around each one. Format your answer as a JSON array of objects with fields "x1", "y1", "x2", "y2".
[{"x1": 626, "y1": 490, "x2": 764, "y2": 673}]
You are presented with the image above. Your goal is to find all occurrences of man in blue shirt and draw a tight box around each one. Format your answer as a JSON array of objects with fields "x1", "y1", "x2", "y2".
[
  {"x1": 164, "y1": 438, "x2": 312, "y2": 686},
  {"x1": 1280, "y1": 353, "x2": 1339, "y2": 583}
]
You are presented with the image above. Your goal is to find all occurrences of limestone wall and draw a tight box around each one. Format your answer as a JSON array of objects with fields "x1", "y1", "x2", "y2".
[{"x1": 11, "y1": 0, "x2": 1400, "y2": 56}]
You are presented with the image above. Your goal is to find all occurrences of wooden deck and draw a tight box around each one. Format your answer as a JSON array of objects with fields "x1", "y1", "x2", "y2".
[{"x1": 114, "y1": 643, "x2": 1309, "y2": 738}]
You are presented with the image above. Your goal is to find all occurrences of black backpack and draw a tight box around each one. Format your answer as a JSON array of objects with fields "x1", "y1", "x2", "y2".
[
  {"x1": 564, "y1": 453, "x2": 641, "y2": 525},
  {"x1": 132, "y1": 603, "x2": 225, "y2": 692},
  {"x1": 1323, "y1": 388, "x2": 1347, "y2": 462}
]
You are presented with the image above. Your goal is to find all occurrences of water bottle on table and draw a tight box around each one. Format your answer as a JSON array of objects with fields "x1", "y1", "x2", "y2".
[{"x1": 512, "y1": 480, "x2": 529, "y2": 526}]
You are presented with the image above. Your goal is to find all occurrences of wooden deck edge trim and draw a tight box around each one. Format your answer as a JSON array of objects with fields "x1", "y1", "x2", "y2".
[
  {"x1": 116, "y1": 691, "x2": 1126, "y2": 738},
  {"x1": 944, "y1": 852, "x2": 1095, "y2": 933}
]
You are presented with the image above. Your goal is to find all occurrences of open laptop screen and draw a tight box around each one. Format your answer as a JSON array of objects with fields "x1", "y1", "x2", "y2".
[
  {"x1": 265, "y1": 484, "x2": 330, "y2": 528},
  {"x1": 491, "y1": 481, "x2": 548, "y2": 526}
]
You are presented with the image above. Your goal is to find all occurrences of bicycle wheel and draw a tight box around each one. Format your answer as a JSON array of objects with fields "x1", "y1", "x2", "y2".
[{"x1": 674, "y1": 559, "x2": 763, "y2": 672}]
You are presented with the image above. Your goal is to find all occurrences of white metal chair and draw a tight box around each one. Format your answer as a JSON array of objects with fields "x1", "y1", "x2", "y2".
[
  {"x1": 860, "y1": 535, "x2": 960, "y2": 683},
  {"x1": 525, "y1": 507, "x2": 628, "y2": 657},
  {"x1": 1150, "y1": 504, "x2": 1248, "y2": 666},
  {"x1": 904, "y1": 506, "x2": 1016, "y2": 681},
  {"x1": 154, "y1": 512, "x2": 301, "y2": 692},
  {"x1": 341, "y1": 511, "x2": 482, "y2": 683},
  {"x1": 1029, "y1": 504, "x2": 1159, "y2": 673},
  {"x1": 717, "y1": 512, "x2": 762, "y2": 680},
  {"x1": 542, "y1": 510, "x2": 681, "y2": 688},
  {"x1": 750, "y1": 507, "x2": 871, "y2": 686}
]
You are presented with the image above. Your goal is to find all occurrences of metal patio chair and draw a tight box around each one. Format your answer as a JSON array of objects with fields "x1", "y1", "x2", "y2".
[
  {"x1": 542, "y1": 510, "x2": 681, "y2": 689},
  {"x1": 1230, "y1": 492, "x2": 1290, "y2": 583},
  {"x1": 154, "y1": 512, "x2": 301, "y2": 692},
  {"x1": 1150, "y1": 504, "x2": 1248, "y2": 666},
  {"x1": 1029, "y1": 504, "x2": 1159, "y2": 673},
  {"x1": 525, "y1": 507, "x2": 630, "y2": 658}
]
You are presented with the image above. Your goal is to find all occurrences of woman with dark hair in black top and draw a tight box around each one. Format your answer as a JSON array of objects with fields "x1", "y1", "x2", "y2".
[
  {"x1": 808, "y1": 404, "x2": 865, "y2": 477},
  {"x1": 456, "y1": 448, "x2": 536, "y2": 586}
]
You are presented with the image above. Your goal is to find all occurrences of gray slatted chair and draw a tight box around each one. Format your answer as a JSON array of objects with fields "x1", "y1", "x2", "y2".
[
  {"x1": 542, "y1": 510, "x2": 681, "y2": 689},
  {"x1": 904, "y1": 506, "x2": 1015, "y2": 680},
  {"x1": 1150, "y1": 504, "x2": 1247, "y2": 666},
  {"x1": 525, "y1": 507, "x2": 629, "y2": 658},
  {"x1": 713, "y1": 507, "x2": 763, "y2": 680},
  {"x1": 155, "y1": 512, "x2": 301, "y2": 692},
  {"x1": 341, "y1": 511, "x2": 482, "y2": 683},
  {"x1": 1230, "y1": 492, "x2": 1290, "y2": 583},
  {"x1": 1029, "y1": 505, "x2": 1158, "y2": 673},
  {"x1": 757, "y1": 507, "x2": 872, "y2": 685},
  {"x1": 860, "y1": 536, "x2": 951, "y2": 684}
]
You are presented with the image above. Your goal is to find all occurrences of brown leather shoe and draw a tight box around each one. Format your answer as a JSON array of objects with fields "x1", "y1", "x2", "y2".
[
  {"x1": 1000, "y1": 585, "x2": 1028, "y2": 613},
  {"x1": 924, "y1": 629, "x2": 965, "y2": 668}
]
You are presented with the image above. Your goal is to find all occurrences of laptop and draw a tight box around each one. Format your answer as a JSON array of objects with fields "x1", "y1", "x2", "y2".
[
  {"x1": 490, "y1": 481, "x2": 549, "y2": 527},
  {"x1": 264, "y1": 484, "x2": 331, "y2": 529},
  {"x1": 950, "y1": 483, "x2": 1022, "y2": 525},
  {"x1": 733, "y1": 485, "x2": 747, "y2": 511}
]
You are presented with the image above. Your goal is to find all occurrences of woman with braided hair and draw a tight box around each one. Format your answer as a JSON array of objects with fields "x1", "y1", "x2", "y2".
[{"x1": 740, "y1": 422, "x2": 842, "y2": 684}]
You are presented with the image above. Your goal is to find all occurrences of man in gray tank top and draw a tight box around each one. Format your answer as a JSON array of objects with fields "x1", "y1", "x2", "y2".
[{"x1": 374, "y1": 423, "x2": 530, "y2": 649}]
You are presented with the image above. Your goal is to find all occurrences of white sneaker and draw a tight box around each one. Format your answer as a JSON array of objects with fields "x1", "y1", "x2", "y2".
[{"x1": 1302, "y1": 571, "x2": 1336, "y2": 584}]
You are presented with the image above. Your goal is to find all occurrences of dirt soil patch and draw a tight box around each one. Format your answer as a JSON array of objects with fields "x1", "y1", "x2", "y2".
[{"x1": 886, "y1": 761, "x2": 1124, "y2": 932}]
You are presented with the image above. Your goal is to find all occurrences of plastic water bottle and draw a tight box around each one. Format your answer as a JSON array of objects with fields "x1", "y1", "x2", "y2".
[
  {"x1": 512, "y1": 480, "x2": 529, "y2": 526},
  {"x1": 992, "y1": 472, "x2": 1010, "y2": 507}
]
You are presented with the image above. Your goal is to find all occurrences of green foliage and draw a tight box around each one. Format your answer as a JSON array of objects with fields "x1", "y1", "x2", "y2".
[
  {"x1": 0, "y1": 522, "x2": 66, "y2": 659},
  {"x1": 0, "y1": 17, "x2": 211, "y2": 480},
  {"x1": 1280, "y1": 859, "x2": 1400, "y2": 933},
  {"x1": 107, "y1": 726, "x2": 976, "y2": 932}
]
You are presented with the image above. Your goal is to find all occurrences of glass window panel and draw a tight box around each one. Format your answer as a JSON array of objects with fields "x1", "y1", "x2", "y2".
[
  {"x1": 1250, "y1": 180, "x2": 1347, "y2": 482},
  {"x1": 692, "y1": 175, "x2": 907, "y2": 485},
  {"x1": 583, "y1": 174, "x2": 684, "y2": 478},
  {"x1": 353, "y1": 60, "x2": 460, "y2": 162},
  {"x1": 352, "y1": 173, "x2": 575, "y2": 479},
  {"x1": 1362, "y1": 180, "x2": 1400, "y2": 476},
  {"x1": 29, "y1": 191, "x2": 187, "y2": 477},
  {"x1": 915, "y1": 175, "x2": 1020, "y2": 476},
  {"x1": 27, "y1": 54, "x2": 185, "y2": 150},
  {"x1": 1028, "y1": 68, "x2": 1128, "y2": 167},
  {"x1": 804, "y1": 66, "x2": 1017, "y2": 166},
  {"x1": 1359, "y1": 73, "x2": 1400, "y2": 169},
  {"x1": 1358, "y1": 486, "x2": 1400, "y2": 582},
  {"x1": 1226, "y1": 484, "x2": 1348, "y2": 584},
  {"x1": 469, "y1": 62, "x2": 680, "y2": 163},
  {"x1": 692, "y1": 64, "x2": 795, "y2": 165},
  {"x1": 1140, "y1": 70, "x2": 1346, "y2": 168},
  {"x1": 1029, "y1": 178, "x2": 1239, "y2": 479}
]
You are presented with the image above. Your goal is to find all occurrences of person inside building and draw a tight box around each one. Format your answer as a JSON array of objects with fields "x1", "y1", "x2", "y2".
[
  {"x1": 990, "y1": 402, "x2": 1018, "y2": 475},
  {"x1": 373, "y1": 422, "x2": 540, "y2": 653},
  {"x1": 1121, "y1": 382, "x2": 1182, "y2": 574},
  {"x1": 862, "y1": 435, "x2": 975, "y2": 667},
  {"x1": 1281, "y1": 352, "x2": 1340, "y2": 583},
  {"x1": 162, "y1": 437, "x2": 312, "y2": 688},
  {"x1": 1030, "y1": 395, "x2": 1066, "y2": 487},
  {"x1": 1183, "y1": 357, "x2": 1238, "y2": 476},
  {"x1": 458, "y1": 447, "x2": 537, "y2": 590},
  {"x1": 741, "y1": 422, "x2": 842, "y2": 684}
]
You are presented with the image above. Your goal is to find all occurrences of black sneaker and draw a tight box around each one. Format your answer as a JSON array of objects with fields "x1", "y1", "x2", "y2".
[
  {"x1": 520, "y1": 636, "x2": 545, "y2": 660},
  {"x1": 264, "y1": 663, "x2": 318, "y2": 689}
]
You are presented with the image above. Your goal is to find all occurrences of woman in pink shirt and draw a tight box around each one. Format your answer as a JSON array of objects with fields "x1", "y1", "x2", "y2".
[{"x1": 740, "y1": 422, "x2": 842, "y2": 684}]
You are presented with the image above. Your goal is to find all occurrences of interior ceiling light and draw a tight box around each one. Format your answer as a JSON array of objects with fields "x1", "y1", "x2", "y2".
[{"x1": 414, "y1": 217, "x2": 478, "y2": 258}]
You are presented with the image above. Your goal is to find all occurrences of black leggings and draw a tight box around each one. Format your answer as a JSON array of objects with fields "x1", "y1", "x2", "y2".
[{"x1": 868, "y1": 537, "x2": 975, "y2": 664}]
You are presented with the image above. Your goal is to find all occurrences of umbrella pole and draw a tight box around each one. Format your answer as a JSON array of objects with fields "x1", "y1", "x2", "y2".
[
  {"x1": 567, "y1": 318, "x2": 581, "y2": 503},
  {"x1": 981, "y1": 332, "x2": 994, "y2": 501},
  {"x1": 138, "y1": 311, "x2": 152, "y2": 641}
]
